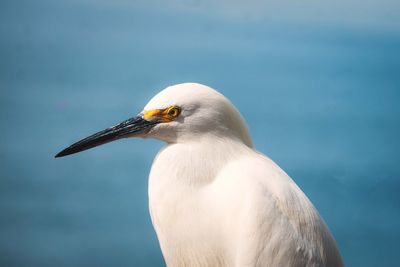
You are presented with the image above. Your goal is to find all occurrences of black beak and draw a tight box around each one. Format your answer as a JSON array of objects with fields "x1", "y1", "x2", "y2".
[{"x1": 55, "y1": 116, "x2": 157, "y2": 158}]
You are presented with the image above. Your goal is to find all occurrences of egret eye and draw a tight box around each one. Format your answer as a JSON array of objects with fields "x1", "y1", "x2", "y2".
[{"x1": 167, "y1": 106, "x2": 181, "y2": 118}]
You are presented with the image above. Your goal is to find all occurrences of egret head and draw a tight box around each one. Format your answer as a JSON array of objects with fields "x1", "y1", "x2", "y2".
[{"x1": 55, "y1": 83, "x2": 252, "y2": 158}]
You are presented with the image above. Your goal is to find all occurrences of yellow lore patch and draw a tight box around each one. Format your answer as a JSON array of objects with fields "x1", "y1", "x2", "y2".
[{"x1": 143, "y1": 106, "x2": 181, "y2": 122}]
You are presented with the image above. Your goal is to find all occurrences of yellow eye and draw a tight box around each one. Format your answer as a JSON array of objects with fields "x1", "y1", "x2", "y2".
[{"x1": 166, "y1": 106, "x2": 181, "y2": 118}]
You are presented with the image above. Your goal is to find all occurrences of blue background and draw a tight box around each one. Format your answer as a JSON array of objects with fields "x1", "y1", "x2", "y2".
[{"x1": 1, "y1": 1, "x2": 399, "y2": 266}]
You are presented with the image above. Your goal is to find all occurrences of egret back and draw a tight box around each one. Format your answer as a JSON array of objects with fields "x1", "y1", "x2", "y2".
[{"x1": 148, "y1": 138, "x2": 343, "y2": 267}]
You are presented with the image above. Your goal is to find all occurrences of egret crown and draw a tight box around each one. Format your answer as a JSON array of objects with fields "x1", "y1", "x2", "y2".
[{"x1": 143, "y1": 83, "x2": 253, "y2": 146}]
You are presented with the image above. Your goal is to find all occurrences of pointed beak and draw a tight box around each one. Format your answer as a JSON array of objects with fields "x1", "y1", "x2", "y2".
[{"x1": 55, "y1": 116, "x2": 157, "y2": 158}]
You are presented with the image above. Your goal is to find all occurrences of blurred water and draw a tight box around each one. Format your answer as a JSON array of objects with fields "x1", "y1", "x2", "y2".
[{"x1": 1, "y1": 1, "x2": 399, "y2": 266}]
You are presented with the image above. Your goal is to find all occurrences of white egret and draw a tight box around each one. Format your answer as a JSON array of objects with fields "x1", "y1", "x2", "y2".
[{"x1": 56, "y1": 83, "x2": 343, "y2": 267}]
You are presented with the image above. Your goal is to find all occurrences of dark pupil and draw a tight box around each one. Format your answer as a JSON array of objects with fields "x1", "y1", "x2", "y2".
[{"x1": 169, "y1": 108, "x2": 177, "y2": 116}]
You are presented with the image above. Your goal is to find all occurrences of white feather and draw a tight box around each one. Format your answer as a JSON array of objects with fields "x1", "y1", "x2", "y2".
[{"x1": 145, "y1": 83, "x2": 343, "y2": 267}]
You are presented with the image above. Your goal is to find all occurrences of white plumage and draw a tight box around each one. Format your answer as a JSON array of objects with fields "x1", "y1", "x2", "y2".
[
  {"x1": 56, "y1": 82, "x2": 344, "y2": 267},
  {"x1": 145, "y1": 83, "x2": 343, "y2": 267}
]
